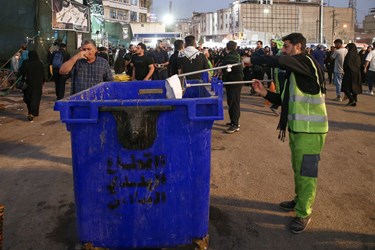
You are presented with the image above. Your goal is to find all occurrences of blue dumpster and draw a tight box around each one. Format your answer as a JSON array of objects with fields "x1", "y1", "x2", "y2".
[{"x1": 54, "y1": 79, "x2": 223, "y2": 249}]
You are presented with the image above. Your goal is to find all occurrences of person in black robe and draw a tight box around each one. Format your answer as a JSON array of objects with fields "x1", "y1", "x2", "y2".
[
  {"x1": 114, "y1": 45, "x2": 126, "y2": 74},
  {"x1": 18, "y1": 50, "x2": 45, "y2": 121},
  {"x1": 342, "y1": 43, "x2": 362, "y2": 106}
]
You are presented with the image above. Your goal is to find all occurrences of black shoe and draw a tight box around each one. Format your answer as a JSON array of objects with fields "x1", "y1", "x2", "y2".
[
  {"x1": 225, "y1": 125, "x2": 240, "y2": 134},
  {"x1": 346, "y1": 101, "x2": 356, "y2": 107},
  {"x1": 225, "y1": 122, "x2": 240, "y2": 128},
  {"x1": 279, "y1": 200, "x2": 296, "y2": 211},
  {"x1": 290, "y1": 216, "x2": 312, "y2": 234},
  {"x1": 27, "y1": 114, "x2": 34, "y2": 121}
]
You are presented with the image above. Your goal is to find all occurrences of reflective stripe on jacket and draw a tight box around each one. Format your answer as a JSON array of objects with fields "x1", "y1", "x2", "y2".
[{"x1": 282, "y1": 56, "x2": 329, "y2": 133}]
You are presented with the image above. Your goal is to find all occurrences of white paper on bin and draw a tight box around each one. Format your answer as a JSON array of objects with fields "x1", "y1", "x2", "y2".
[{"x1": 165, "y1": 74, "x2": 183, "y2": 99}]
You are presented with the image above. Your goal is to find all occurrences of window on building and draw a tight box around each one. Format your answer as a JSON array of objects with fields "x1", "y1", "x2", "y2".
[
  {"x1": 139, "y1": 13, "x2": 147, "y2": 22},
  {"x1": 131, "y1": 0, "x2": 138, "y2": 5},
  {"x1": 130, "y1": 11, "x2": 137, "y2": 21},
  {"x1": 110, "y1": 9, "x2": 117, "y2": 19},
  {"x1": 118, "y1": 10, "x2": 127, "y2": 20},
  {"x1": 139, "y1": 0, "x2": 146, "y2": 8}
]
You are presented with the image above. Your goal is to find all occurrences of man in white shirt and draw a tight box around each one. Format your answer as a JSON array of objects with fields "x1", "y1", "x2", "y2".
[
  {"x1": 364, "y1": 42, "x2": 375, "y2": 96},
  {"x1": 331, "y1": 39, "x2": 347, "y2": 101}
]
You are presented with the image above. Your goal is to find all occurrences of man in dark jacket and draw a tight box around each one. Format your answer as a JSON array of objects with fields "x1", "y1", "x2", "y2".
[
  {"x1": 177, "y1": 35, "x2": 209, "y2": 80},
  {"x1": 168, "y1": 39, "x2": 183, "y2": 77},
  {"x1": 312, "y1": 45, "x2": 326, "y2": 71},
  {"x1": 51, "y1": 43, "x2": 70, "y2": 100},
  {"x1": 249, "y1": 33, "x2": 328, "y2": 234},
  {"x1": 151, "y1": 40, "x2": 169, "y2": 80},
  {"x1": 221, "y1": 41, "x2": 244, "y2": 134}
]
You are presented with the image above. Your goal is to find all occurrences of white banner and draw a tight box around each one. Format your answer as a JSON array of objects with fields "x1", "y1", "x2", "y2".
[{"x1": 52, "y1": 0, "x2": 90, "y2": 33}]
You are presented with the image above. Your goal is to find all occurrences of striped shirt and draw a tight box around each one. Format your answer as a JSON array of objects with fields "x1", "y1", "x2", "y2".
[{"x1": 71, "y1": 56, "x2": 113, "y2": 94}]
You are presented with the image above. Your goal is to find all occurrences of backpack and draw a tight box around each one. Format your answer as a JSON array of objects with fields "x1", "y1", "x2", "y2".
[{"x1": 52, "y1": 51, "x2": 64, "y2": 69}]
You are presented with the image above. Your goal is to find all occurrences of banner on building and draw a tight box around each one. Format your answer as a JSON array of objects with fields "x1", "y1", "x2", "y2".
[
  {"x1": 52, "y1": 0, "x2": 90, "y2": 33},
  {"x1": 123, "y1": 27, "x2": 129, "y2": 39}
]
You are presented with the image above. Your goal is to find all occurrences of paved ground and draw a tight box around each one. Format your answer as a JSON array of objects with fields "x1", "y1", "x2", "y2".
[{"x1": 0, "y1": 82, "x2": 374, "y2": 250}]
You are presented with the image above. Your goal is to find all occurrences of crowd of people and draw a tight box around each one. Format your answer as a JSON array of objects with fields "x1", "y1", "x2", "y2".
[
  {"x1": 8, "y1": 36, "x2": 375, "y2": 126},
  {"x1": 5, "y1": 32, "x2": 375, "y2": 235}
]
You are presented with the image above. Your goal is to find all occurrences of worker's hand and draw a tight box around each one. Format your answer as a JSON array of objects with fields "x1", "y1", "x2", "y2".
[
  {"x1": 252, "y1": 79, "x2": 267, "y2": 97},
  {"x1": 364, "y1": 68, "x2": 367, "y2": 74}
]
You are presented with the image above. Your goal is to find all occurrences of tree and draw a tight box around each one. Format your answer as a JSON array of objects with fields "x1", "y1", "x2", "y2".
[{"x1": 146, "y1": 0, "x2": 152, "y2": 11}]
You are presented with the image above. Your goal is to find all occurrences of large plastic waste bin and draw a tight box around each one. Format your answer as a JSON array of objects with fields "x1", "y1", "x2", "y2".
[{"x1": 54, "y1": 79, "x2": 223, "y2": 249}]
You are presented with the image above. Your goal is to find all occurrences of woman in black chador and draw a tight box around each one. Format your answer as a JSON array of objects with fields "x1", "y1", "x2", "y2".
[
  {"x1": 342, "y1": 43, "x2": 362, "y2": 106},
  {"x1": 18, "y1": 51, "x2": 45, "y2": 121}
]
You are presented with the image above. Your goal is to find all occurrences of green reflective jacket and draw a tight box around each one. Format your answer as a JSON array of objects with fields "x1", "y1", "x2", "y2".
[{"x1": 282, "y1": 56, "x2": 329, "y2": 133}]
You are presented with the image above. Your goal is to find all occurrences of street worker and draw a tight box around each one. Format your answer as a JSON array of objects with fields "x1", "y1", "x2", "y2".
[
  {"x1": 59, "y1": 39, "x2": 113, "y2": 94},
  {"x1": 248, "y1": 33, "x2": 328, "y2": 234}
]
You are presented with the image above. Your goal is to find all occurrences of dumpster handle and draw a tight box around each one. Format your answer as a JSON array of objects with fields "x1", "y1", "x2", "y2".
[
  {"x1": 187, "y1": 101, "x2": 223, "y2": 121},
  {"x1": 55, "y1": 101, "x2": 99, "y2": 123}
]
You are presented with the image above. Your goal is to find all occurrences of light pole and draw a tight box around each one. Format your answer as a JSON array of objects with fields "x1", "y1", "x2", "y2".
[
  {"x1": 316, "y1": 19, "x2": 319, "y2": 43},
  {"x1": 319, "y1": 0, "x2": 324, "y2": 44}
]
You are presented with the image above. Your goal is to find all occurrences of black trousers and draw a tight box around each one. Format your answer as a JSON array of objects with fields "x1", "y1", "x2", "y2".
[
  {"x1": 327, "y1": 68, "x2": 333, "y2": 84},
  {"x1": 225, "y1": 84, "x2": 243, "y2": 126},
  {"x1": 53, "y1": 69, "x2": 68, "y2": 100},
  {"x1": 152, "y1": 69, "x2": 168, "y2": 80}
]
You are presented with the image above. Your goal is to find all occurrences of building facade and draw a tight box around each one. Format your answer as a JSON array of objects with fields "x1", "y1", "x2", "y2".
[
  {"x1": 363, "y1": 8, "x2": 375, "y2": 34},
  {"x1": 92, "y1": 0, "x2": 151, "y2": 47},
  {"x1": 191, "y1": 0, "x2": 355, "y2": 47},
  {"x1": 102, "y1": 0, "x2": 148, "y2": 23}
]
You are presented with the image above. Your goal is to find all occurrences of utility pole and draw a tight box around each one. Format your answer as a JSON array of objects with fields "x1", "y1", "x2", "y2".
[
  {"x1": 330, "y1": 9, "x2": 339, "y2": 44},
  {"x1": 348, "y1": 0, "x2": 357, "y2": 28},
  {"x1": 319, "y1": 0, "x2": 324, "y2": 44},
  {"x1": 348, "y1": 0, "x2": 357, "y2": 42}
]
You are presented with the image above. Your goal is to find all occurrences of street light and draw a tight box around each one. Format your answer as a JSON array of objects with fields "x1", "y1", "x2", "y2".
[
  {"x1": 342, "y1": 24, "x2": 348, "y2": 43},
  {"x1": 163, "y1": 14, "x2": 174, "y2": 26}
]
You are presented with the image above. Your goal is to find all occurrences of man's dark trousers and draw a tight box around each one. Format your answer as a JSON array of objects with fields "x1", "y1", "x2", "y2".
[
  {"x1": 53, "y1": 68, "x2": 68, "y2": 100},
  {"x1": 225, "y1": 84, "x2": 243, "y2": 126}
]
